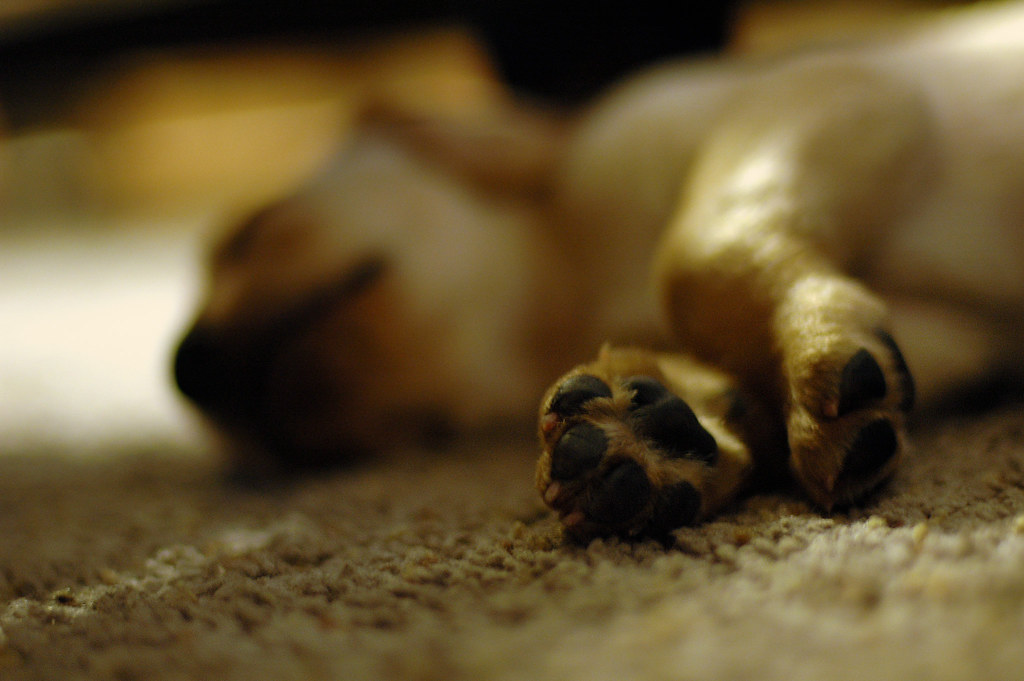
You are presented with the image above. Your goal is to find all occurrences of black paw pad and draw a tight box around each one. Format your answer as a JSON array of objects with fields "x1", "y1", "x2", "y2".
[
  {"x1": 550, "y1": 423, "x2": 608, "y2": 481},
  {"x1": 625, "y1": 376, "x2": 672, "y2": 409},
  {"x1": 584, "y1": 460, "x2": 652, "y2": 525},
  {"x1": 650, "y1": 481, "x2": 701, "y2": 533},
  {"x1": 624, "y1": 377, "x2": 718, "y2": 465},
  {"x1": 837, "y1": 349, "x2": 886, "y2": 416},
  {"x1": 875, "y1": 329, "x2": 915, "y2": 413},
  {"x1": 549, "y1": 374, "x2": 613, "y2": 417},
  {"x1": 838, "y1": 419, "x2": 898, "y2": 483}
]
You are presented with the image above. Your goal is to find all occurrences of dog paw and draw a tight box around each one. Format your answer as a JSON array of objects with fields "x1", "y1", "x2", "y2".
[
  {"x1": 786, "y1": 328, "x2": 915, "y2": 508},
  {"x1": 536, "y1": 372, "x2": 721, "y2": 539}
]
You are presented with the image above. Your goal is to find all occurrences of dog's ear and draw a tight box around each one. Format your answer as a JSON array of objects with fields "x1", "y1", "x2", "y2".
[{"x1": 355, "y1": 103, "x2": 569, "y2": 200}]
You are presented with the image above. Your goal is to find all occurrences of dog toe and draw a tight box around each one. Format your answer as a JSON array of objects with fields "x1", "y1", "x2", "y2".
[
  {"x1": 837, "y1": 348, "x2": 886, "y2": 416},
  {"x1": 584, "y1": 460, "x2": 652, "y2": 525},
  {"x1": 626, "y1": 376, "x2": 718, "y2": 464},
  {"x1": 835, "y1": 419, "x2": 898, "y2": 492},
  {"x1": 549, "y1": 374, "x2": 613, "y2": 417},
  {"x1": 650, "y1": 481, "x2": 702, "y2": 534},
  {"x1": 550, "y1": 423, "x2": 608, "y2": 481}
]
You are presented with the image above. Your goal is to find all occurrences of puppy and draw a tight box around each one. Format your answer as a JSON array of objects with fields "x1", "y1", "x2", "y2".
[{"x1": 175, "y1": 2, "x2": 1024, "y2": 538}]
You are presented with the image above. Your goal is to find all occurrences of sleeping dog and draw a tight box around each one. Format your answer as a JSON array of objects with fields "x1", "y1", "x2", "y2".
[{"x1": 175, "y1": 1, "x2": 1024, "y2": 538}]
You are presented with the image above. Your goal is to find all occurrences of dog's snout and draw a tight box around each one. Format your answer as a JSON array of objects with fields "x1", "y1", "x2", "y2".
[{"x1": 173, "y1": 325, "x2": 227, "y2": 409}]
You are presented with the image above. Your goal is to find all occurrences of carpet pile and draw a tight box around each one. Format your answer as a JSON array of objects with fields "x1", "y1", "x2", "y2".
[{"x1": 2, "y1": 407, "x2": 1024, "y2": 680}]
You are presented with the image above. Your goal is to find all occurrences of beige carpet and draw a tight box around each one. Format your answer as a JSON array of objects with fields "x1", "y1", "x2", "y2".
[{"x1": 2, "y1": 402, "x2": 1024, "y2": 680}]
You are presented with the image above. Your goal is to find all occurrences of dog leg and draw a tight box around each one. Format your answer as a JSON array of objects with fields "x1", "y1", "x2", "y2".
[{"x1": 655, "y1": 61, "x2": 929, "y2": 509}]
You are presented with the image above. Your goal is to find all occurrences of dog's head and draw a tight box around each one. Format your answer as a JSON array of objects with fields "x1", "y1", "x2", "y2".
[{"x1": 173, "y1": 129, "x2": 560, "y2": 470}]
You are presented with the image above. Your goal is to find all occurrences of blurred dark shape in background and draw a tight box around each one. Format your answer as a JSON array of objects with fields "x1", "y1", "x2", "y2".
[
  {"x1": 0, "y1": 0, "x2": 734, "y2": 129},
  {"x1": 1, "y1": 1, "x2": 954, "y2": 217},
  {"x1": 0, "y1": 0, "x2": 742, "y2": 218}
]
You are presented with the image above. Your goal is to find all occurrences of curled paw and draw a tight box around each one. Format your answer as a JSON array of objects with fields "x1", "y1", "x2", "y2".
[
  {"x1": 536, "y1": 372, "x2": 719, "y2": 539},
  {"x1": 788, "y1": 328, "x2": 915, "y2": 508}
]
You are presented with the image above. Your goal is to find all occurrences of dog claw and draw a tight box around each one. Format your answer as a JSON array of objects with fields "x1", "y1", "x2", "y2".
[
  {"x1": 562, "y1": 510, "x2": 586, "y2": 527},
  {"x1": 544, "y1": 481, "x2": 562, "y2": 505}
]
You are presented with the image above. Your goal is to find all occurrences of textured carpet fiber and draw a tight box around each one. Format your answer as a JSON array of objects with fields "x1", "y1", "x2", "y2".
[{"x1": 2, "y1": 408, "x2": 1024, "y2": 681}]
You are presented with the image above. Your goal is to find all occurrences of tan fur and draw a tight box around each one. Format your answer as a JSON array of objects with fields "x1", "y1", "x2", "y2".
[{"x1": 176, "y1": 2, "x2": 1024, "y2": 531}]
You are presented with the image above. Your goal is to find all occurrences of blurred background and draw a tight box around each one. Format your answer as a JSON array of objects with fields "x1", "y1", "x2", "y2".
[{"x1": 0, "y1": 0, "x2": 962, "y2": 455}]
